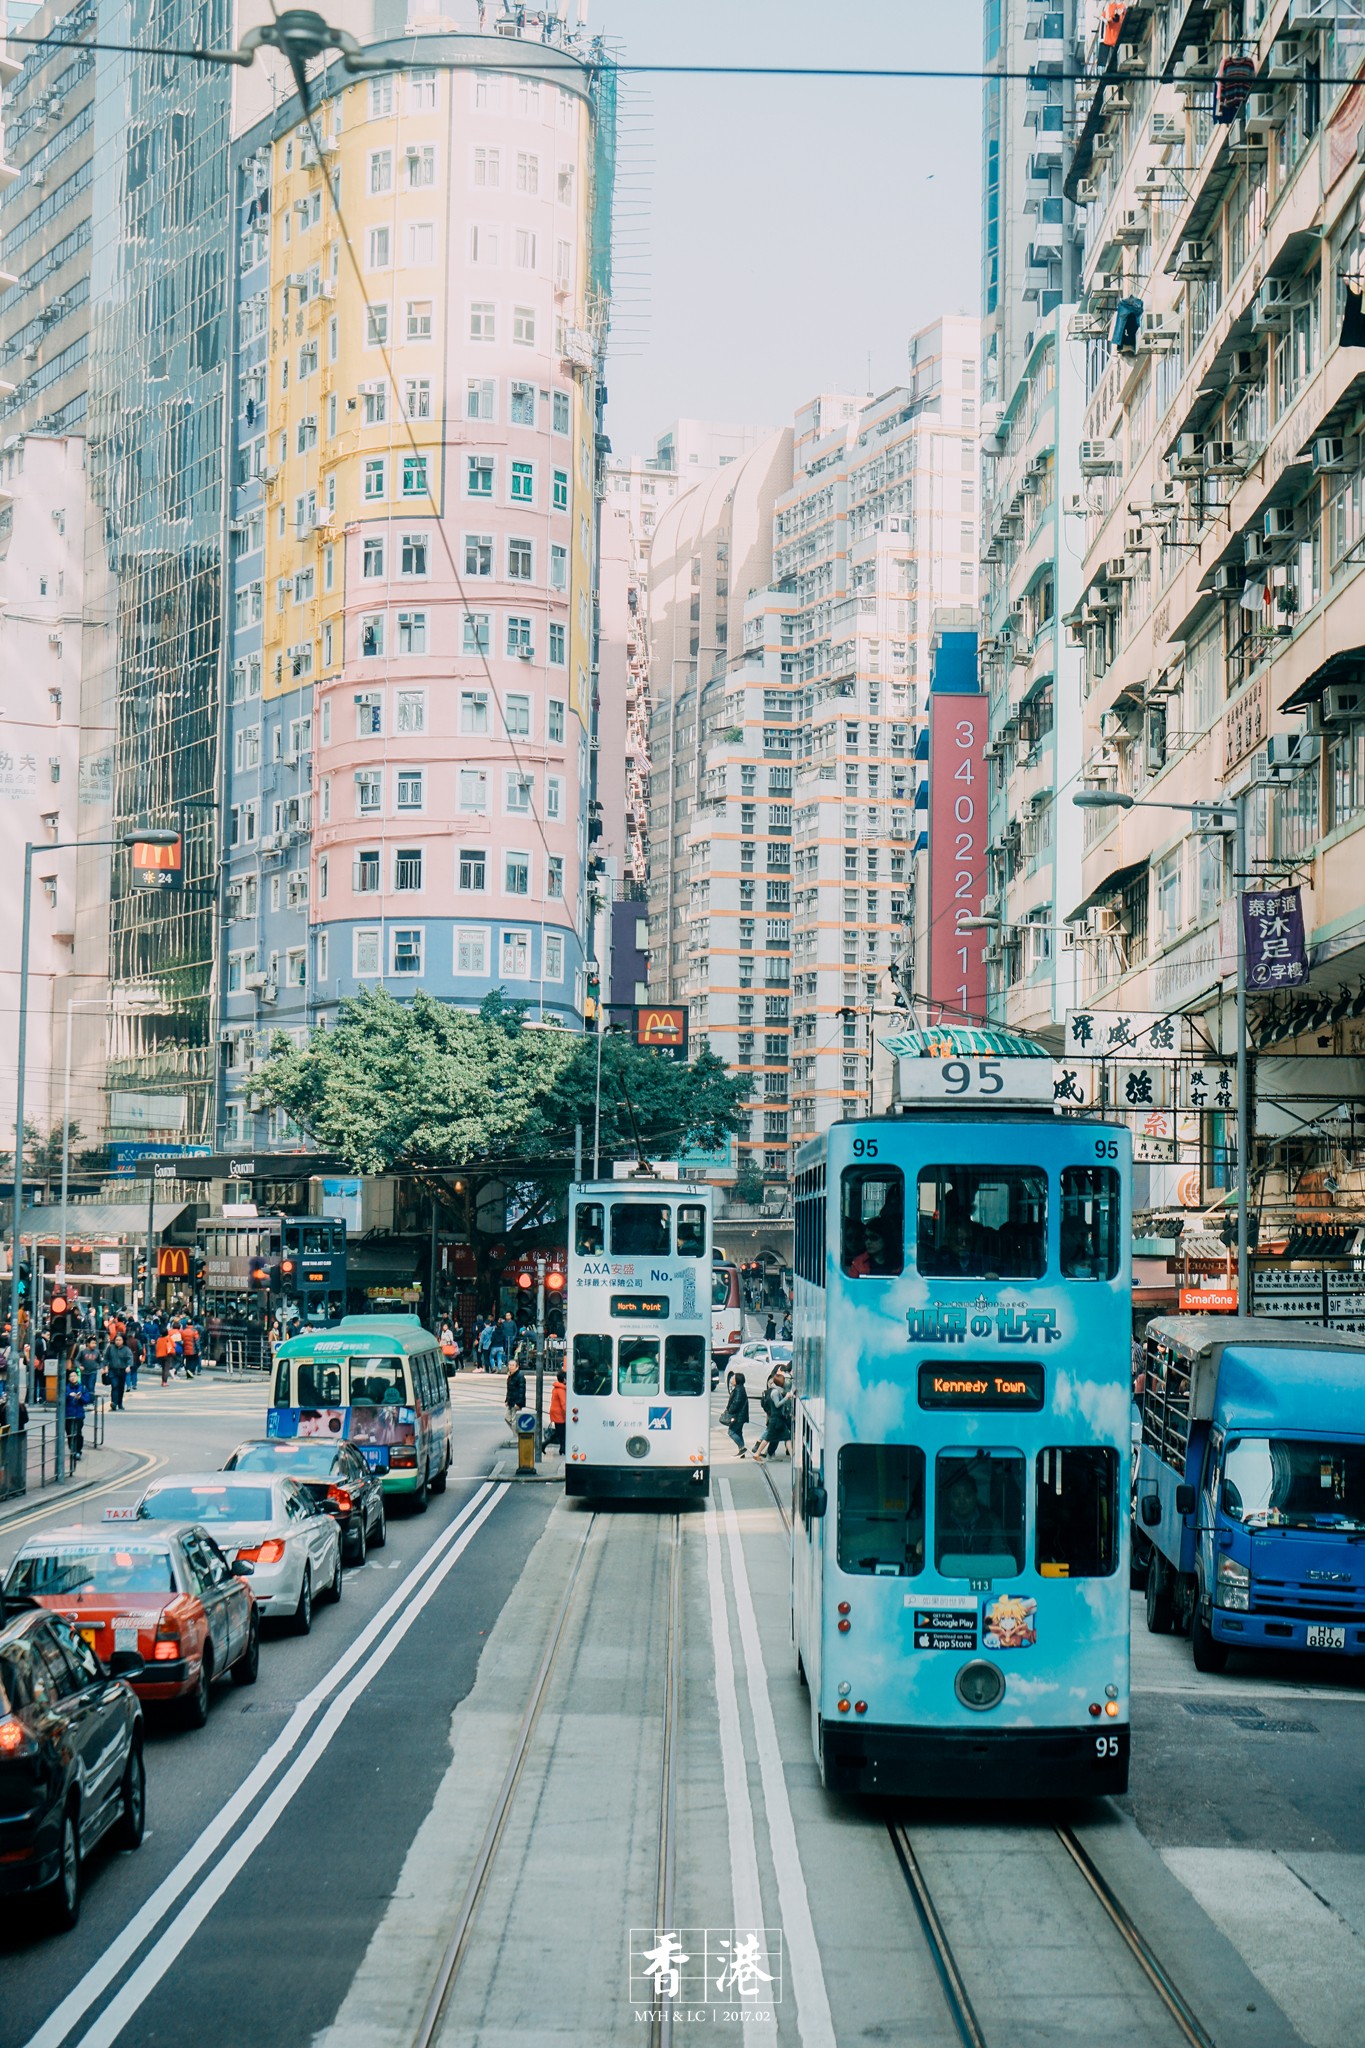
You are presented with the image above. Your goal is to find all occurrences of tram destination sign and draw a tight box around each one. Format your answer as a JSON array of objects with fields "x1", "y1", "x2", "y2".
[
  {"x1": 610, "y1": 1294, "x2": 670, "y2": 1318},
  {"x1": 917, "y1": 1363, "x2": 1045, "y2": 1411}
]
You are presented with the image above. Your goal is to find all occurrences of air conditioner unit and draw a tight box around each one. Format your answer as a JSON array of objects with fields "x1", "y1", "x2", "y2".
[
  {"x1": 1266, "y1": 732, "x2": 1320, "y2": 772},
  {"x1": 1135, "y1": 166, "x2": 1168, "y2": 197},
  {"x1": 21, "y1": 345, "x2": 36, "y2": 362},
  {"x1": 1175, "y1": 433, "x2": 1206, "y2": 474},
  {"x1": 31, "y1": 169, "x2": 46, "y2": 189},
  {"x1": 1148, "y1": 481, "x2": 1182, "y2": 512},
  {"x1": 1089, "y1": 272, "x2": 1123, "y2": 305},
  {"x1": 1123, "y1": 523, "x2": 1150, "y2": 552},
  {"x1": 1015, "y1": 740, "x2": 1032, "y2": 766},
  {"x1": 1175, "y1": 240, "x2": 1212, "y2": 278},
  {"x1": 1264, "y1": 505, "x2": 1305, "y2": 545},
  {"x1": 516, "y1": 645, "x2": 534, "y2": 660},
  {"x1": 228, "y1": 515, "x2": 249, "y2": 534},
  {"x1": 1091, "y1": 905, "x2": 1124, "y2": 935},
  {"x1": 243, "y1": 971, "x2": 268, "y2": 991},
  {"x1": 1106, "y1": 555, "x2": 1135, "y2": 581},
  {"x1": 1100, "y1": 708, "x2": 1130, "y2": 740},
  {"x1": 1116, "y1": 40, "x2": 1145, "y2": 74},
  {"x1": 1267, "y1": 38, "x2": 1305, "y2": 83},
  {"x1": 1151, "y1": 112, "x2": 1183, "y2": 146},
  {"x1": 1173, "y1": 47, "x2": 1211, "y2": 85},
  {"x1": 1313, "y1": 436, "x2": 1353, "y2": 473},
  {"x1": 1209, "y1": 563, "x2": 1244, "y2": 596},
  {"x1": 1113, "y1": 208, "x2": 1148, "y2": 244},
  {"x1": 1079, "y1": 438, "x2": 1120, "y2": 473},
  {"x1": 1204, "y1": 439, "x2": 1253, "y2": 476},
  {"x1": 1252, "y1": 278, "x2": 1295, "y2": 331},
  {"x1": 1241, "y1": 91, "x2": 1285, "y2": 136},
  {"x1": 1075, "y1": 177, "x2": 1100, "y2": 204},
  {"x1": 1323, "y1": 683, "x2": 1365, "y2": 724},
  {"x1": 1244, "y1": 532, "x2": 1274, "y2": 569},
  {"x1": 262, "y1": 466, "x2": 280, "y2": 485},
  {"x1": 1228, "y1": 348, "x2": 1260, "y2": 387},
  {"x1": 259, "y1": 982, "x2": 278, "y2": 1006}
]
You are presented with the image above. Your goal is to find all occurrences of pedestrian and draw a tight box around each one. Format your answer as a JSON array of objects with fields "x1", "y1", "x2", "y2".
[
  {"x1": 76, "y1": 1335, "x2": 100, "y2": 1404},
  {"x1": 753, "y1": 1368, "x2": 793, "y2": 1463},
  {"x1": 104, "y1": 1329, "x2": 132, "y2": 1412},
  {"x1": 505, "y1": 1354, "x2": 527, "y2": 1433},
  {"x1": 721, "y1": 1371, "x2": 750, "y2": 1457},
  {"x1": 764, "y1": 1313, "x2": 777, "y2": 1341},
  {"x1": 547, "y1": 1366, "x2": 567, "y2": 1452},
  {"x1": 181, "y1": 1319, "x2": 200, "y2": 1377},
  {"x1": 439, "y1": 1319, "x2": 460, "y2": 1374},
  {"x1": 125, "y1": 1325, "x2": 141, "y2": 1392},
  {"x1": 156, "y1": 1326, "x2": 175, "y2": 1386},
  {"x1": 479, "y1": 1318, "x2": 496, "y2": 1373},
  {"x1": 64, "y1": 1369, "x2": 86, "y2": 1466},
  {"x1": 781, "y1": 1313, "x2": 792, "y2": 1342}
]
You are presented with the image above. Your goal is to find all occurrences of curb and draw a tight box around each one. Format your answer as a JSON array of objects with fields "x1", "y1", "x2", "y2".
[{"x1": 0, "y1": 1446, "x2": 141, "y2": 1532}]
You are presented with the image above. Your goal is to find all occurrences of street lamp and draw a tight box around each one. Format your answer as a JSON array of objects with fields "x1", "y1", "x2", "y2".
[
  {"x1": 1073, "y1": 788, "x2": 1249, "y2": 1307},
  {"x1": 8, "y1": 829, "x2": 180, "y2": 1448}
]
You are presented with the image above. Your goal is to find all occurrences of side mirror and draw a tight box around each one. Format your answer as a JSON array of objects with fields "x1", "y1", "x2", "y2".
[
  {"x1": 107, "y1": 1649, "x2": 145, "y2": 1680},
  {"x1": 1139, "y1": 1494, "x2": 1161, "y2": 1527},
  {"x1": 1175, "y1": 1483, "x2": 1196, "y2": 1516},
  {"x1": 231, "y1": 1559, "x2": 254, "y2": 1578},
  {"x1": 804, "y1": 1477, "x2": 827, "y2": 1521}
]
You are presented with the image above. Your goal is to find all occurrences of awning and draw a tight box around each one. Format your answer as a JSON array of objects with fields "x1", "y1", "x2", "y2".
[
  {"x1": 1064, "y1": 856, "x2": 1147, "y2": 928},
  {"x1": 346, "y1": 1241, "x2": 420, "y2": 1280},
  {"x1": 13, "y1": 1202, "x2": 189, "y2": 1245},
  {"x1": 1281, "y1": 645, "x2": 1365, "y2": 715}
]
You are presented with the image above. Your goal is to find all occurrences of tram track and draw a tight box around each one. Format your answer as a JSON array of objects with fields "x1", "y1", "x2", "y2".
[
  {"x1": 410, "y1": 1506, "x2": 687, "y2": 2048},
  {"x1": 754, "y1": 1453, "x2": 1214, "y2": 2047}
]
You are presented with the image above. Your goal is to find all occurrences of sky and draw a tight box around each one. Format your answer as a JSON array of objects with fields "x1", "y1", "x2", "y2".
[{"x1": 588, "y1": 0, "x2": 984, "y2": 461}]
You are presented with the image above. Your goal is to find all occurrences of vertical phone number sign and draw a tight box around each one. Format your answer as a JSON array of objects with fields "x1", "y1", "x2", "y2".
[{"x1": 929, "y1": 693, "x2": 988, "y2": 1022}]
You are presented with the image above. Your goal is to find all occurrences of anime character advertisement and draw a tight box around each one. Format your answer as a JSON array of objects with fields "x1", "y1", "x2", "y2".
[{"x1": 983, "y1": 1594, "x2": 1037, "y2": 1650}]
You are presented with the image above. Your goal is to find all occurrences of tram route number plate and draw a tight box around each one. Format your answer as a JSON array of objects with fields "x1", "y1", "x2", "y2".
[{"x1": 909, "y1": 1595, "x2": 978, "y2": 1652}]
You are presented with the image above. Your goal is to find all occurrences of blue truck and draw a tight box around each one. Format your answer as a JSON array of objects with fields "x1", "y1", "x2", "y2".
[{"x1": 1134, "y1": 1315, "x2": 1365, "y2": 1672}]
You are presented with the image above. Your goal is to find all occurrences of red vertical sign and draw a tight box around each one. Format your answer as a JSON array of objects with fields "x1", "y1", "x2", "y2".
[{"x1": 928, "y1": 694, "x2": 988, "y2": 1023}]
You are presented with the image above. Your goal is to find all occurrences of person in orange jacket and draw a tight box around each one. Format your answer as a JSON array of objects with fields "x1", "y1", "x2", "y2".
[
  {"x1": 546, "y1": 1367, "x2": 567, "y2": 1453},
  {"x1": 156, "y1": 1328, "x2": 176, "y2": 1386}
]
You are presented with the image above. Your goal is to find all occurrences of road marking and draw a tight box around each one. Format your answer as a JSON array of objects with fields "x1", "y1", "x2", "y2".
[
  {"x1": 704, "y1": 1499, "x2": 777, "y2": 2048},
  {"x1": 26, "y1": 1480, "x2": 504, "y2": 2048},
  {"x1": 718, "y1": 1479, "x2": 836, "y2": 2048},
  {"x1": 0, "y1": 1449, "x2": 167, "y2": 1540},
  {"x1": 69, "y1": 1485, "x2": 509, "y2": 2048}
]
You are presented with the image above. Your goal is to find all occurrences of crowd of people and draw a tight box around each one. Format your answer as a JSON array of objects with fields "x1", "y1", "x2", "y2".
[
  {"x1": 720, "y1": 1361, "x2": 793, "y2": 1462},
  {"x1": 0, "y1": 1299, "x2": 208, "y2": 1471}
]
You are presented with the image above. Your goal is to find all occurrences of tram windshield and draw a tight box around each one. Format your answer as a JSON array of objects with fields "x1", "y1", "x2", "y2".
[
  {"x1": 837, "y1": 1446, "x2": 925, "y2": 1576},
  {"x1": 934, "y1": 1451, "x2": 1025, "y2": 1578},
  {"x1": 916, "y1": 1167, "x2": 1047, "y2": 1279},
  {"x1": 609, "y1": 1204, "x2": 671, "y2": 1257}
]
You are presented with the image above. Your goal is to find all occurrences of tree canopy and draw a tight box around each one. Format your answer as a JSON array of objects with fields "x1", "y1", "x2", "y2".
[{"x1": 253, "y1": 990, "x2": 746, "y2": 1277}]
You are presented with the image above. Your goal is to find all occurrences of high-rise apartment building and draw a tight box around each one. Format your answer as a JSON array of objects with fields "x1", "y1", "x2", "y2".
[
  {"x1": 219, "y1": 22, "x2": 612, "y2": 1143},
  {"x1": 978, "y1": 1, "x2": 1087, "y2": 1038}
]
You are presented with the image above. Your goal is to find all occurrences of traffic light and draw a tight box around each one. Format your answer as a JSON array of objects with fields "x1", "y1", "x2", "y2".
[
  {"x1": 585, "y1": 958, "x2": 601, "y2": 1023},
  {"x1": 280, "y1": 1256, "x2": 297, "y2": 1286},
  {"x1": 15, "y1": 1256, "x2": 30, "y2": 1302},
  {"x1": 191, "y1": 1248, "x2": 207, "y2": 1288}
]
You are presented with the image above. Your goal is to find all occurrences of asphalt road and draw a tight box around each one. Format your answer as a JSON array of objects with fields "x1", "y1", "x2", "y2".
[{"x1": 0, "y1": 1367, "x2": 549, "y2": 2048}]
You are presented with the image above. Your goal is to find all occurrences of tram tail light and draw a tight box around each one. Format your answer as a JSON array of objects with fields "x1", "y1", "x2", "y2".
[
  {"x1": 836, "y1": 1699, "x2": 851, "y2": 1714},
  {"x1": 1088, "y1": 1702, "x2": 1102, "y2": 1717},
  {"x1": 853, "y1": 1701, "x2": 867, "y2": 1715},
  {"x1": 1104, "y1": 1701, "x2": 1120, "y2": 1717}
]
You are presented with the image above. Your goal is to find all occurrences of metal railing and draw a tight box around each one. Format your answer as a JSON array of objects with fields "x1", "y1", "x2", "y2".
[{"x1": 0, "y1": 1396, "x2": 106, "y2": 1504}]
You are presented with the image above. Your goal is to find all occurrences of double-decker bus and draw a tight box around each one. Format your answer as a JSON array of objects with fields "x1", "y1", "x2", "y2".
[
  {"x1": 791, "y1": 1029, "x2": 1132, "y2": 1799},
  {"x1": 711, "y1": 1258, "x2": 742, "y2": 1363},
  {"x1": 565, "y1": 1176, "x2": 713, "y2": 1500},
  {"x1": 196, "y1": 1215, "x2": 348, "y2": 1363}
]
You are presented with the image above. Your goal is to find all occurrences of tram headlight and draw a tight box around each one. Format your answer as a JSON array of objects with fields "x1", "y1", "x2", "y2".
[
  {"x1": 1215, "y1": 1555, "x2": 1250, "y2": 1611},
  {"x1": 954, "y1": 1660, "x2": 1005, "y2": 1713}
]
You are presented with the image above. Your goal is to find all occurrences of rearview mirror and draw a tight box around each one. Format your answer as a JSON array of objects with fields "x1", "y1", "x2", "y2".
[
  {"x1": 230, "y1": 1559, "x2": 254, "y2": 1578},
  {"x1": 804, "y1": 1476, "x2": 827, "y2": 1521},
  {"x1": 1139, "y1": 1494, "x2": 1161, "y2": 1527},
  {"x1": 1175, "y1": 1483, "x2": 1196, "y2": 1516}
]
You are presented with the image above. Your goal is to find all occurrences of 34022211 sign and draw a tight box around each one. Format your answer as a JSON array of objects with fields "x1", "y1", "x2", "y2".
[{"x1": 929, "y1": 695, "x2": 987, "y2": 1022}]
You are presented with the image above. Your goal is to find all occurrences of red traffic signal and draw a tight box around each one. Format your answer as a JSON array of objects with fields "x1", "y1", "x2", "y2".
[
  {"x1": 517, "y1": 1272, "x2": 533, "y2": 1289},
  {"x1": 545, "y1": 1271, "x2": 565, "y2": 1292}
]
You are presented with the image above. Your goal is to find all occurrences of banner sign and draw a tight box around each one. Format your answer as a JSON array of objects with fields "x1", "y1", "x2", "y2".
[
  {"x1": 1063, "y1": 1010, "x2": 1188, "y2": 1058},
  {"x1": 1242, "y1": 887, "x2": 1309, "y2": 990},
  {"x1": 928, "y1": 693, "x2": 987, "y2": 1020}
]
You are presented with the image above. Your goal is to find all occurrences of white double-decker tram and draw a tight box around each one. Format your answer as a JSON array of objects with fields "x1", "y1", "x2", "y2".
[{"x1": 564, "y1": 1176, "x2": 714, "y2": 1501}]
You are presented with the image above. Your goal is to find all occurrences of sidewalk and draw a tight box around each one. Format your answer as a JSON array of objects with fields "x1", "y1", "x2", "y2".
[{"x1": 0, "y1": 1441, "x2": 137, "y2": 1532}]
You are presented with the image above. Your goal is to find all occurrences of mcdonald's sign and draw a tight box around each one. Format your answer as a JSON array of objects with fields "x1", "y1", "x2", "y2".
[
  {"x1": 157, "y1": 1247, "x2": 190, "y2": 1279},
  {"x1": 633, "y1": 1005, "x2": 688, "y2": 1062},
  {"x1": 131, "y1": 835, "x2": 183, "y2": 892}
]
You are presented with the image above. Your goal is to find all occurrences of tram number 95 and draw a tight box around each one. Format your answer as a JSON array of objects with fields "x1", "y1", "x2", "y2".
[
  {"x1": 1095, "y1": 1735, "x2": 1120, "y2": 1758},
  {"x1": 940, "y1": 1059, "x2": 1004, "y2": 1096}
]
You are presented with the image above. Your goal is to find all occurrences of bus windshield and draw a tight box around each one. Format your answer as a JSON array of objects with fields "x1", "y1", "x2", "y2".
[
  {"x1": 712, "y1": 1269, "x2": 737, "y2": 1310},
  {"x1": 346, "y1": 1358, "x2": 409, "y2": 1407},
  {"x1": 1221, "y1": 1437, "x2": 1365, "y2": 1531}
]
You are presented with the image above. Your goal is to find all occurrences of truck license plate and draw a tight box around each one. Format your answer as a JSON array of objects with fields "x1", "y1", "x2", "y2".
[{"x1": 1305, "y1": 1625, "x2": 1346, "y2": 1650}]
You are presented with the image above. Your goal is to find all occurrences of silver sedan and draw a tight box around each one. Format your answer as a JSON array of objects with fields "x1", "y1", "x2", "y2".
[{"x1": 131, "y1": 1472, "x2": 342, "y2": 1634}]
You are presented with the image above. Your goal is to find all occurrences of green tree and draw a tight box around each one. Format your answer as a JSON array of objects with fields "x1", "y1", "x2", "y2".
[{"x1": 254, "y1": 991, "x2": 747, "y2": 1294}]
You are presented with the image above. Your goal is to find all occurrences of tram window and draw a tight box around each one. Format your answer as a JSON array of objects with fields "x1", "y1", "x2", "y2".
[
  {"x1": 676, "y1": 1204, "x2": 707, "y2": 1258},
  {"x1": 841, "y1": 1169, "x2": 905, "y2": 1277},
  {"x1": 572, "y1": 1334, "x2": 612, "y2": 1397},
  {"x1": 1059, "y1": 1168, "x2": 1121, "y2": 1279},
  {"x1": 1035, "y1": 1447, "x2": 1118, "y2": 1577},
  {"x1": 664, "y1": 1335, "x2": 707, "y2": 1396},
  {"x1": 916, "y1": 1167, "x2": 1046, "y2": 1279},
  {"x1": 618, "y1": 1336, "x2": 660, "y2": 1393},
  {"x1": 934, "y1": 1451, "x2": 1025, "y2": 1578},
  {"x1": 609, "y1": 1203, "x2": 671, "y2": 1256},
  {"x1": 837, "y1": 1446, "x2": 925, "y2": 1577},
  {"x1": 574, "y1": 1202, "x2": 605, "y2": 1256},
  {"x1": 295, "y1": 1359, "x2": 342, "y2": 1407}
]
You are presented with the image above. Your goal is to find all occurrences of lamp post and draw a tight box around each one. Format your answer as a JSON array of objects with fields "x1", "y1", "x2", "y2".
[
  {"x1": 8, "y1": 830, "x2": 180, "y2": 1468},
  {"x1": 1074, "y1": 789, "x2": 1248, "y2": 1308}
]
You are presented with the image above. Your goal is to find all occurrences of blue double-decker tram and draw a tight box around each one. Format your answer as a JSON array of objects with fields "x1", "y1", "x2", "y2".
[{"x1": 791, "y1": 1027, "x2": 1133, "y2": 1800}]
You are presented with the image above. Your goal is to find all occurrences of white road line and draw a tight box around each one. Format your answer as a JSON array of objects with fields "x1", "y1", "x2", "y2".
[
  {"x1": 26, "y1": 1480, "x2": 503, "y2": 2048},
  {"x1": 0, "y1": 1452, "x2": 168, "y2": 1540},
  {"x1": 704, "y1": 1502, "x2": 779, "y2": 2048},
  {"x1": 69, "y1": 1485, "x2": 509, "y2": 2048},
  {"x1": 718, "y1": 1480, "x2": 836, "y2": 2048}
]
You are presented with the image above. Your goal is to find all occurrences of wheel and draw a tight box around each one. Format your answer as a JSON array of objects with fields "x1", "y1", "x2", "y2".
[
  {"x1": 45, "y1": 1804, "x2": 81, "y2": 1931},
  {"x1": 411, "y1": 1472, "x2": 429, "y2": 1515},
  {"x1": 230, "y1": 1613, "x2": 260, "y2": 1687},
  {"x1": 348, "y1": 1513, "x2": 367, "y2": 1568},
  {"x1": 1145, "y1": 1552, "x2": 1176, "y2": 1635},
  {"x1": 113, "y1": 1742, "x2": 146, "y2": 1851},
  {"x1": 327, "y1": 1541, "x2": 343, "y2": 1603},
  {"x1": 183, "y1": 1648, "x2": 213, "y2": 1728},
  {"x1": 1192, "y1": 1595, "x2": 1230, "y2": 1673},
  {"x1": 291, "y1": 1565, "x2": 313, "y2": 1635},
  {"x1": 431, "y1": 1451, "x2": 448, "y2": 1495},
  {"x1": 370, "y1": 1499, "x2": 387, "y2": 1549}
]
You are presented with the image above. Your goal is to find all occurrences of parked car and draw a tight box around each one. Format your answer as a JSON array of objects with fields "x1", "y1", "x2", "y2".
[
  {"x1": 0, "y1": 1602, "x2": 145, "y2": 1929},
  {"x1": 222, "y1": 1438, "x2": 387, "y2": 1563},
  {"x1": 715, "y1": 1339, "x2": 793, "y2": 1388},
  {"x1": 132, "y1": 1473, "x2": 342, "y2": 1634},
  {"x1": 5, "y1": 1523, "x2": 258, "y2": 1727}
]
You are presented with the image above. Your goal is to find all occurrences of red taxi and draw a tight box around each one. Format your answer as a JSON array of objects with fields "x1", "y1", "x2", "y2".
[{"x1": 2, "y1": 1520, "x2": 259, "y2": 1727}]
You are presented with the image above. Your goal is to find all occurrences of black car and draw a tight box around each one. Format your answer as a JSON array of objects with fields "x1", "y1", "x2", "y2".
[
  {"x1": 0, "y1": 1603, "x2": 145, "y2": 1930},
  {"x1": 222, "y1": 1438, "x2": 387, "y2": 1564}
]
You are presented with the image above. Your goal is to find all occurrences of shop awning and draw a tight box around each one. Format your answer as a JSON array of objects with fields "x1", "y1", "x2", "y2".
[
  {"x1": 1280, "y1": 645, "x2": 1365, "y2": 715},
  {"x1": 1063, "y1": 857, "x2": 1147, "y2": 928},
  {"x1": 13, "y1": 1202, "x2": 189, "y2": 1245},
  {"x1": 346, "y1": 1241, "x2": 420, "y2": 1279}
]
